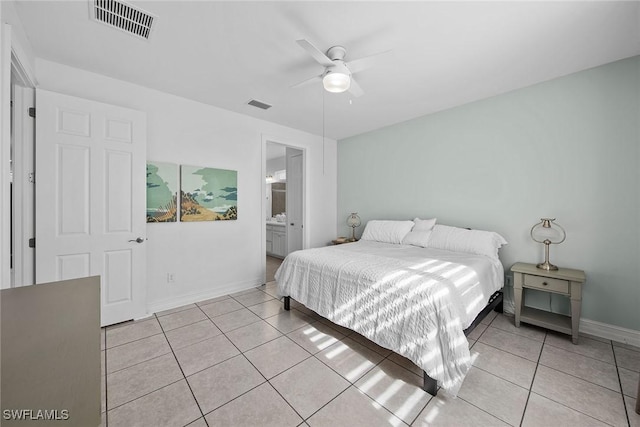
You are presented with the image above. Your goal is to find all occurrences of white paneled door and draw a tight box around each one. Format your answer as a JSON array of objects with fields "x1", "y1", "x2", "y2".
[{"x1": 35, "y1": 89, "x2": 147, "y2": 326}]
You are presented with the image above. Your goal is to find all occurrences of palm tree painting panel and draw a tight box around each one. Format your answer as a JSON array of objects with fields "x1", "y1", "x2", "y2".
[
  {"x1": 180, "y1": 165, "x2": 238, "y2": 222},
  {"x1": 147, "y1": 162, "x2": 178, "y2": 223}
]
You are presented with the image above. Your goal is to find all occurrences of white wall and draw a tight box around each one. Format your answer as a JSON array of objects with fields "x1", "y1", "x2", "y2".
[
  {"x1": 1, "y1": 1, "x2": 36, "y2": 80},
  {"x1": 35, "y1": 59, "x2": 337, "y2": 313}
]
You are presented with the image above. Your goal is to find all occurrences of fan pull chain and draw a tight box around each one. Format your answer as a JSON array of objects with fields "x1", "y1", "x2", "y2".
[{"x1": 322, "y1": 85, "x2": 325, "y2": 176}]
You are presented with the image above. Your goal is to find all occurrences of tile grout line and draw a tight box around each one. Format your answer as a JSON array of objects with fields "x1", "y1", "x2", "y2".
[
  {"x1": 518, "y1": 330, "x2": 546, "y2": 426},
  {"x1": 536, "y1": 360, "x2": 624, "y2": 394},
  {"x1": 523, "y1": 390, "x2": 623, "y2": 427},
  {"x1": 612, "y1": 340, "x2": 632, "y2": 427},
  {"x1": 454, "y1": 396, "x2": 516, "y2": 427},
  {"x1": 105, "y1": 346, "x2": 173, "y2": 376},
  {"x1": 470, "y1": 364, "x2": 532, "y2": 392},
  {"x1": 155, "y1": 312, "x2": 211, "y2": 427},
  {"x1": 105, "y1": 330, "x2": 165, "y2": 351},
  {"x1": 542, "y1": 339, "x2": 619, "y2": 366}
]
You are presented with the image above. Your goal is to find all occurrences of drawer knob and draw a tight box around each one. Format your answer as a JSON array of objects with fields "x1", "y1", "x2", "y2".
[{"x1": 542, "y1": 281, "x2": 548, "y2": 286}]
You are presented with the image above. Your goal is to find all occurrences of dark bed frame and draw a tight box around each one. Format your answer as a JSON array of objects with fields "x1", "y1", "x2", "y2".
[{"x1": 282, "y1": 289, "x2": 503, "y2": 396}]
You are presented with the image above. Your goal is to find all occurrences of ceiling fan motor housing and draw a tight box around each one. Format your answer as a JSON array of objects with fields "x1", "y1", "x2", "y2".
[{"x1": 326, "y1": 45, "x2": 347, "y2": 61}]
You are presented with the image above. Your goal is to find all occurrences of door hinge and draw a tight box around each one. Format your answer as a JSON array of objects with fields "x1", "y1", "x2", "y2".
[
  {"x1": 28, "y1": 238, "x2": 35, "y2": 248},
  {"x1": 28, "y1": 107, "x2": 36, "y2": 118},
  {"x1": 28, "y1": 172, "x2": 35, "y2": 183}
]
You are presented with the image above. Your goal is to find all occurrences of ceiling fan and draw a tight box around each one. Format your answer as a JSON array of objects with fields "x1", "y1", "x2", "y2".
[{"x1": 293, "y1": 39, "x2": 390, "y2": 97}]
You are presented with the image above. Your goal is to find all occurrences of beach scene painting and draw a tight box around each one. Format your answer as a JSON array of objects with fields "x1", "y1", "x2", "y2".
[
  {"x1": 180, "y1": 165, "x2": 238, "y2": 221},
  {"x1": 146, "y1": 162, "x2": 178, "y2": 223}
]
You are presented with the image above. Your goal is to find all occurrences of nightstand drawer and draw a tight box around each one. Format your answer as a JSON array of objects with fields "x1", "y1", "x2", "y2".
[{"x1": 524, "y1": 275, "x2": 568, "y2": 293}]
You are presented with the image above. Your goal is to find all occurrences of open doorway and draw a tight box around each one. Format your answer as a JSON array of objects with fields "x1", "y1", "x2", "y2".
[{"x1": 264, "y1": 141, "x2": 304, "y2": 282}]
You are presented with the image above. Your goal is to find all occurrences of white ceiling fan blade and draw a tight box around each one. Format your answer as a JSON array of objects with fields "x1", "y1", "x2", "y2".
[
  {"x1": 291, "y1": 74, "x2": 323, "y2": 89},
  {"x1": 346, "y1": 49, "x2": 392, "y2": 74},
  {"x1": 296, "y1": 39, "x2": 334, "y2": 67},
  {"x1": 348, "y1": 77, "x2": 364, "y2": 97}
]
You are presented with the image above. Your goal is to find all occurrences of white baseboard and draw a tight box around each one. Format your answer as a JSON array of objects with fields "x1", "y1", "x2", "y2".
[
  {"x1": 146, "y1": 277, "x2": 265, "y2": 316},
  {"x1": 500, "y1": 284, "x2": 639, "y2": 346},
  {"x1": 579, "y1": 318, "x2": 640, "y2": 347}
]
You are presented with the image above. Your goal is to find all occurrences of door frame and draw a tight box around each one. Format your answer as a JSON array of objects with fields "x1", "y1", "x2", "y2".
[
  {"x1": 1, "y1": 21, "x2": 37, "y2": 289},
  {"x1": 11, "y1": 85, "x2": 35, "y2": 287},
  {"x1": 261, "y1": 134, "x2": 307, "y2": 284},
  {"x1": 1, "y1": 24, "x2": 12, "y2": 289},
  {"x1": 285, "y1": 146, "x2": 303, "y2": 255}
]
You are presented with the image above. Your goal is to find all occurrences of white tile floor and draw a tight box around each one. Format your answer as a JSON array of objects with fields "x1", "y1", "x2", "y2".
[{"x1": 101, "y1": 283, "x2": 640, "y2": 427}]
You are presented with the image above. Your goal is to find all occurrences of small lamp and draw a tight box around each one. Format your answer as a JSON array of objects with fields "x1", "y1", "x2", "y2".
[
  {"x1": 530, "y1": 218, "x2": 566, "y2": 271},
  {"x1": 347, "y1": 213, "x2": 361, "y2": 242}
]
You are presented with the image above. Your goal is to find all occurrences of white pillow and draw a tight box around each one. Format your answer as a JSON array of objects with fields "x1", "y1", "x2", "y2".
[
  {"x1": 402, "y1": 218, "x2": 437, "y2": 248},
  {"x1": 427, "y1": 224, "x2": 507, "y2": 259},
  {"x1": 360, "y1": 220, "x2": 415, "y2": 244}
]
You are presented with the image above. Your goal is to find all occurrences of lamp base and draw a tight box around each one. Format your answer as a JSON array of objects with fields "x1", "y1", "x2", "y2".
[{"x1": 536, "y1": 261, "x2": 559, "y2": 271}]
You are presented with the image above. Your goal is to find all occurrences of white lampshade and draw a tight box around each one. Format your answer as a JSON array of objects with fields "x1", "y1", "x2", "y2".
[
  {"x1": 323, "y1": 71, "x2": 350, "y2": 93},
  {"x1": 347, "y1": 213, "x2": 361, "y2": 228},
  {"x1": 347, "y1": 212, "x2": 361, "y2": 242}
]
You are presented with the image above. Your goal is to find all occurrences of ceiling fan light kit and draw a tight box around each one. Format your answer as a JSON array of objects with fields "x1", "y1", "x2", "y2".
[{"x1": 323, "y1": 71, "x2": 351, "y2": 93}]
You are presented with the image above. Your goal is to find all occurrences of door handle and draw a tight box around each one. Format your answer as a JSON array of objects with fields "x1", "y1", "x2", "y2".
[
  {"x1": 128, "y1": 237, "x2": 145, "y2": 243},
  {"x1": 290, "y1": 223, "x2": 294, "y2": 226}
]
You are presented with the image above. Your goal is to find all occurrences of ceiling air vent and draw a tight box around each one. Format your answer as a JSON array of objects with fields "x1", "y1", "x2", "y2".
[
  {"x1": 247, "y1": 99, "x2": 272, "y2": 110},
  {"x1": 90, "y1": 0, "x2": 157, "y2": 40}
]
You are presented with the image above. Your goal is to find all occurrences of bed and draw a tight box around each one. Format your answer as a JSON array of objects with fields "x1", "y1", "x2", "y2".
[{"x1": 275, "y1": 220, "x2": 506, "y2": 396}]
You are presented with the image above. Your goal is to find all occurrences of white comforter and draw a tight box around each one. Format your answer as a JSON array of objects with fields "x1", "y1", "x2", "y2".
[{"x1": 275, "y1": 240, "x2": 504, "y2": 395}]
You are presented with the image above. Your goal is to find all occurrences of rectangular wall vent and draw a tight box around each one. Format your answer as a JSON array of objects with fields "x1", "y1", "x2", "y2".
[
  {"x1": 247, "y1": 99, "x2": 272, "y2": 110},
  {"x1": 91, "y1": 0, "x2": 157, "y2": 40}
]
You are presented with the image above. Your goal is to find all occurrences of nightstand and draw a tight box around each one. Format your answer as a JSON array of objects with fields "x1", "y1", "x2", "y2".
[
  {"x1": 511, "y1": 262, "x2": 586, "y2": 344},
  {"x1": 331, "y1": 238, "x2": 356, "y2": 245}
]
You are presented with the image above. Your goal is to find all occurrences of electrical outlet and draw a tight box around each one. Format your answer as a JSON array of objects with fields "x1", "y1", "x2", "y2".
[
  {"x1": 167, "y1": 273, "x2": 175, "y2": 283},
  {"x1": 504, "y1": 274, "x2": 513, "y2": 287}
]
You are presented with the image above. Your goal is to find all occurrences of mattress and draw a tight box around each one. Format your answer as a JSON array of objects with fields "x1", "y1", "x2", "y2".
[{"x1": 275, "y1": 240, "x2": 504, "y2": 395}]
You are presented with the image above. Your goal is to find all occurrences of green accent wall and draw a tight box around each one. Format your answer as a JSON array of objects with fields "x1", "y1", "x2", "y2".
[{"x1": 338, "y1": 56, "x2": 640, "y2": 330}]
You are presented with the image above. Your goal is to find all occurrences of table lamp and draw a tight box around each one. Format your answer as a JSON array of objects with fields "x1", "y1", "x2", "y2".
[
  {"x1": 347, "y1": 213, "x2": 361, "y2": 242},
  {"x1": 530, "y1": 218, "x2": 566, "y2": 271}
]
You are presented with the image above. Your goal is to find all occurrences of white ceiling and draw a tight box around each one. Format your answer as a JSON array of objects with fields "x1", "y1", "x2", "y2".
[{"x1": 14, "y1": 1, "x2": 640, "y2": 140}]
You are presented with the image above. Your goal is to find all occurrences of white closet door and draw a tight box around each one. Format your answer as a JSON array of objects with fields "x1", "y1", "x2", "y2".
[{"x1": 35, "y1": 89, "x2": 147, "y2": 326}]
